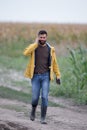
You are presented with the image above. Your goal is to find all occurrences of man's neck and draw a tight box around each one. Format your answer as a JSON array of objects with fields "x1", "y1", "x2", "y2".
[{"x1": 39, "y1": 43, "x2": 46, "y2": 47}]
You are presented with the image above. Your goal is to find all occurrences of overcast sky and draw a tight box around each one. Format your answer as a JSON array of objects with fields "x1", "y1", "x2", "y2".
[{"x1": 0, "y1": 0, "x2": 87, "y2": 23}]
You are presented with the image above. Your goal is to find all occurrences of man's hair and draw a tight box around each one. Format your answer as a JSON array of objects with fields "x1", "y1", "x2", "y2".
[{"x1": 38, "y1": 30, "x2": 47, "y2": 36}]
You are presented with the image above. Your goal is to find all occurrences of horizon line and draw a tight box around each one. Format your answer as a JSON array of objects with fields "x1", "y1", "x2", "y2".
[{"x1": 0, "y1": 21, "x2": 87, "y2": 25}]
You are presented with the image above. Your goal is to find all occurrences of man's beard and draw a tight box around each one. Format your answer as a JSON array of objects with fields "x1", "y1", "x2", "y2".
[{"x1": 39, "y1": 40, "x2": 46, "y2": 45}]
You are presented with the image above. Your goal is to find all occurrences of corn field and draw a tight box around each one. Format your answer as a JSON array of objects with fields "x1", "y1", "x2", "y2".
[{"x1": 0, "y1": 23, "x2": 87, "y2": 44}]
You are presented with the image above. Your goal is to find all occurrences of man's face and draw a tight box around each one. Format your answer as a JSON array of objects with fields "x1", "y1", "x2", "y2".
[{"x1": 38, "y1": 34, "x2": 47, "y2": 45}]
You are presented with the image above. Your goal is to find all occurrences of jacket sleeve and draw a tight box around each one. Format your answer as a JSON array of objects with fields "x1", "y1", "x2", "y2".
[
  {"x1": 53, "y1": 51, "x2": 61, "y2": 79},
  {"x1": 23, "y1": 43, "x2": 37, "y2": 56}
]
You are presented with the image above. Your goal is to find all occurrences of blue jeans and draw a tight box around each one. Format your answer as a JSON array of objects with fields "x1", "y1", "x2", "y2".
[{"x1": 31, "y1": 72, "x2": 50, "y2": 107}]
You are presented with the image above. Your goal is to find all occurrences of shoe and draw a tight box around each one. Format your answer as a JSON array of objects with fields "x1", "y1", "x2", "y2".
[
  {"x1": 40, "y1": 106, "x2": 47, "y2": 124},
  {"x1": 40, "y1": 118, "x2": 47, "y2": 124},
  {"x1": 30, "y1": 106, "x2": 36, "y2": 121}
]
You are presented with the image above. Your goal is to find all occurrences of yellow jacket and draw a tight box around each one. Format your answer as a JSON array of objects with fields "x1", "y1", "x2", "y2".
[{"x1": 23, "y1": 43, "x2": 61, "y2": 81}]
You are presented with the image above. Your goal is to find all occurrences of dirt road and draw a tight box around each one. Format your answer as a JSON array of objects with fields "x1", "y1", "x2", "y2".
[
  {"x1": 0, "y1": 98, "x2": 87, "y2": 130},
  {"x1": 0, "y1": 69, "x2": 87, "y2": 130}
]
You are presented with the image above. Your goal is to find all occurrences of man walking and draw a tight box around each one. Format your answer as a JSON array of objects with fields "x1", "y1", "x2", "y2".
[{"x1": 23, "y1": 30, "x2": 61, "y2": 124}]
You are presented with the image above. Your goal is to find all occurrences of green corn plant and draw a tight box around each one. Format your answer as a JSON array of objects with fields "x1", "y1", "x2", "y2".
[{"x1": 68, "y1": 45, "x2": 87, "y2": 104}]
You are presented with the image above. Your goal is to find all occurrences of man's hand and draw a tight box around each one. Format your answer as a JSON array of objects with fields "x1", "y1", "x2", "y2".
[
  {"x1": 35, "y1": 38, "x2": 39, "y2": 43},
  {"x1": 56, "y1": 78, "x2": 61, "y2": 85}
]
